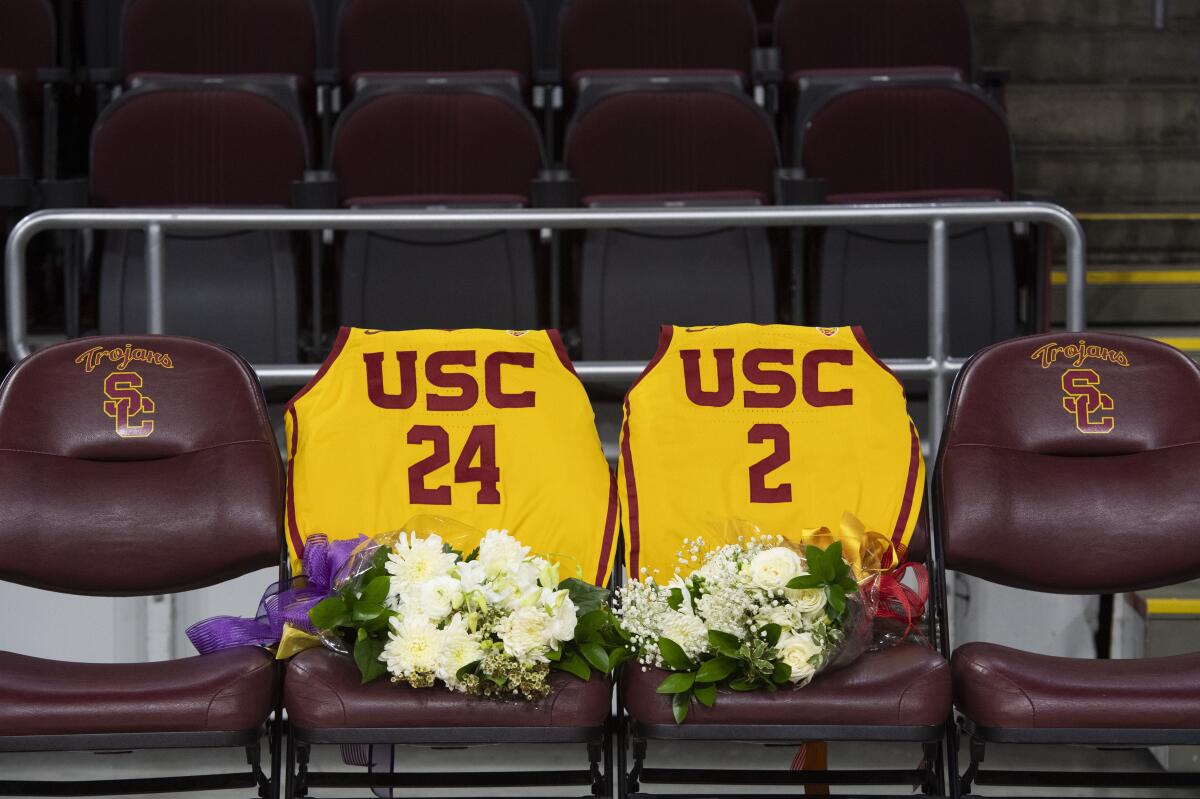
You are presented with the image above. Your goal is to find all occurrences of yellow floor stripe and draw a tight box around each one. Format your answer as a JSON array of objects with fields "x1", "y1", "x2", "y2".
[
  {"x1": 1076, "y1": 212, "x2": 1200, "y2": 221},
  {"x1": 1051, "y1": 269, "x2": 1200, "y2": 285},
  {"x1": 1154, "y1": 337, "x2": 1200, "y2": 352},
  {"x1": 1145, "y1": 598, "x2": 1200, "y2": 615}
]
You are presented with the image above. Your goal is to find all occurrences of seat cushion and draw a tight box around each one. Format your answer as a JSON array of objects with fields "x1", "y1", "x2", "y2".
[
  {"x1": 953, "y1": 642, "x2": 1200, "y2": 730},
  {"x1": 284, "y1": 647, "x2": 611, "y2": 729},
  {"x1": 0, "y1": 647, "x2": 275, "y2": 736},
  {"x1": 624, "y1": 643, "x2": 949, "y2": 727}
]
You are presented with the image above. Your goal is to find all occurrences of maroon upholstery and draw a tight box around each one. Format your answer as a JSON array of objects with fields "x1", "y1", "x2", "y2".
[
  {"x1": 119, "y1": 0, "x2": 316, "y2": 83},
  {"x1": 0, "y1": 335, "x2": 282, "y2": 594},
  {"x1": 285, "y1": 648, "x2": 611, "y2": 729},
  {"x1": 565, "y1": 90, "x2": 778, "y2": 201},
  {"x1": 938, "y1": 333, "x2": 1200, "y2": 594},
  {"x1": 0, "y1": 648, "x2": 276, "y2": 736},
  {"x1": 624, "y1": 644, "x2": 950, "y2": 727},
  {"x1": 331, "y1": 91, "x2": 543, "y2": 205},
  {"x1": 776, "y1": 0, "x2": 971, "y2": 80},
  {"x1": 337, "y1": 0, "x2": 533, "y2": 89},
  {"x1": 0, "y1": 0, "x2": 55, "y2": 92},
  {"x1": 90, "y1": 86, "x2": 308, "y2": 207},
  {"x1": 560, "y1": 0, "x2": 756, "y2": 84},
  {"x1": 800, "y1": 84, "x2": 1012, "y2": 199},
  {"x1": 953, "y1": 643, "x2": 1200, "y2": 730}
]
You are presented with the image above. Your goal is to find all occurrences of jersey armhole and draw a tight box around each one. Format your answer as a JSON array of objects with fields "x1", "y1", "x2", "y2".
[
  {"x1": 851, "y1": 325, "x2": 905, "y2": 393},
  {"x1": 284, "y1": 326, "x2": 351, "y2": 416},
  {"x1": 623, "y1": 324, "x2": 675, "y2": 404}
]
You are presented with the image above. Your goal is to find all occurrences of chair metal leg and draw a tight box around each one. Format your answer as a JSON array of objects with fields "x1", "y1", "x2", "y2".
[
  {"x1": 283, "y1": 729, "x2": 297, "y2": 799},
  {"x1": 268, "y1": 715, "x2": 283, "y2": 799},
  {"x1": 959, "y1": 729, "x2": 985, "y2": 797},
  {"x1": 946, "y1": 717, "x2": 963, "y2": 799},
  {"x1": 615, "y1": 715, "x2": 630, "y2": 799}
]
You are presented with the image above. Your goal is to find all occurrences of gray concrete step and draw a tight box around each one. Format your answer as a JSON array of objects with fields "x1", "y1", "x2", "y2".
[
  {"x1": 1051, "y1": 261, "x2": 1200, "y2": 324},
  {"x1": 1073, "y1": 209, "x2": 1200, "y2": 255},
  {"x1": 1018, "y1": 146, "x2": 1200, "y2": 206},
  {"x1": 966, "y1": 0, "x2": 1200, "y2": 29},
  {"x1": 974, "y1": 28, "x2": 1200, "y2": 82},
  {"x1": 1008, "y1": 84, "x2": 1200, "y2": 147}
]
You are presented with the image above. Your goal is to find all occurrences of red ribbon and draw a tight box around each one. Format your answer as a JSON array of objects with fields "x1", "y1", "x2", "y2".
[{"x1": 868, "y1": 561, "x2": 929, "y2": 639}]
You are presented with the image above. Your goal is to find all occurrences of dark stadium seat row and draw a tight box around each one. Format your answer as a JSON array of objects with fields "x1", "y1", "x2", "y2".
[{"x1": 1, "y1": 331, "x2": 1197, "y2": 799}]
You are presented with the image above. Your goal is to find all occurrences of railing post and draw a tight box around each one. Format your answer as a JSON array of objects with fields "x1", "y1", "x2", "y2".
[
  {"x1": 928, "y1": 218, "x2": 949, "y2": 450},
  {"x1": 144, "y1": 222, "x2": 166, "y2": 334},
  {"x1": 1063, "y1": 217, "x2": 1087, "y2": 333}
]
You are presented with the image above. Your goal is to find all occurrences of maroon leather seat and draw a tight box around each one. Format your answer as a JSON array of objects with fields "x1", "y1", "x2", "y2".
[
  {"x1": 286, "y1": 648, "x2": 611, "y2": 730},
  {"x1": 0, "y1": 335, "x2": 282, "y2": 741},
  {"x1": 0, "y1": 649, "x2": 275, "y2": 737},
  {"x1": 625, "y1": 644, "x2": 950, "y2": 729},
  {"x1": 953, "y1": 643, "x2": 1200, "y2": 731}
]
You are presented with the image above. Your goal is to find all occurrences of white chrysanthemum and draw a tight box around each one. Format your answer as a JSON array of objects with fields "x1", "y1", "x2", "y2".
[
  {"x1": 748, "y1": 547, "x2": 804, "y2": 591},
  {"x1": 436, "y1": 615, "x2": 484, "y2": 687},
  {"x1": 386, "y1": 532, "x2": 458, "y2": 598},
  {"x1": 381, "y1": 615, "x2": 442, "y2": 679},
  {"x1": 777, "y1": 631, "x2": 823, "y2": 685},
  {"x1": 495, "y1": 605, "x2": 555, "y2": 663},
  {"x1": 659, "y1": 610, "x2": 709, "y2": 660},
  {"x1": 405, "y1": 575, "x2": 463, "y2": 621},
  {"x1": 478, "y1": 529, "x2": 530, "y2": 578},
  {"x1": 544, "y1": 590, "x2": 578, "y2": 644}
]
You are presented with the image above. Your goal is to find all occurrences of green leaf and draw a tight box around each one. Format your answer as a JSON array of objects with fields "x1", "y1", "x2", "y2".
[
  {"x1": 693, "y1": 682, "x2": 717, "y2": 708},
  {"x1": 574, "y1": 609, "x2": 609, "y2": 640},
  {"x1": 827, "y1": 584, "x2": 846, "y2": 615},
  {"x1": 671, "y1": 691, "x2": 691, "y2": 725},
  {"x1": 463, "y1": 546, "x2": 480, "y2": 562},
  {"x1": 707, "y1": 629, "x2": 741, "y2": 658},
  {"x1": 309, "y1": 596, "x2": 350, "y2": 630},
  {"x1": 667, "y1": 588, "x2": 684, "y2": 611},
  {"x1": 805, "y1": 545, "x2": 834, "y2": 583},
  {"x1": 359, "y1": 574, "x2": 390, "y2": 606},
  {"x1": 551, "y1": 651, "x2": 591, "y2": 681},
  {"x1": 581, "y1": 642, "x2": 610, "y2": 672},
  {"x1": 694, "y1": 656, "x2": 738, "y2": 684},
  {"x1": 657, "y1": 637, "x2": 694, "y2": 671},
  {"x1": 786, "y1": 574, "x2": 824, "y2": 589},
  {"x1": 760, "y1": 623, "x2": 782, "y2": 648},
  {"x1": 546, "y1": 647, "x2": 563, "y2": 662},
  {"x1": 353, "y1": 636, "x2": 387, "y2": 683},
  {"x1": 559, "y1": 577, "x2": 611, "y2": 616},
  {"x1": 728, "y1": 677, "x2": 760, "y2": 692},
  {"x1": 351, "y1": 601, "x2": 386, "y2": 622},
  {"x1": 606, "y1": 648, "x2": 633, "y2": 673},
  {"x1": 771, "y1": 661, "x2": 793, "y2": 684},
  {"x1": 656, "y1": 671, "x2": 696, "y2": 694}
]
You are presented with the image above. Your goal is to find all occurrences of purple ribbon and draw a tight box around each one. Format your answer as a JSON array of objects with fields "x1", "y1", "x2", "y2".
[{"x1": 186, "y1": 534, "x2": 368, "y2": 655}]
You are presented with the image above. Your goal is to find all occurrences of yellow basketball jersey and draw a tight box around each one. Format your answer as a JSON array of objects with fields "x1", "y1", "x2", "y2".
[
  {"x1": 618, "y1": 324, "x2": 924, "y2": 577},
  {"x1": 286, "y1": 327, "x2": 618, "y2": 585}
]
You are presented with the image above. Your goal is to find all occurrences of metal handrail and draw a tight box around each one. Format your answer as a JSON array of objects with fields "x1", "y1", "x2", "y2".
[{"x1": 4, "y1": 202, "x2": 1087, "y2": 448}]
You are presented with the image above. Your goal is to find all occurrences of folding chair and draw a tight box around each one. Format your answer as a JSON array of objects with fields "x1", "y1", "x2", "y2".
[
  {"x1": 0, "y1": 335, "x2": 285, "y2": 797},
  {"x1": 933, "y1": 332, "x2": 1200, "y2": 797}
]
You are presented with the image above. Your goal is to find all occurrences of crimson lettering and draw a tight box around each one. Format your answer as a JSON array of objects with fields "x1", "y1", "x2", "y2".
[
  {"x1": 680, "y1": 348, "x2": 855, "y2": 409},
  {"x1": 364, "y1": 350, "x2": 537, "y2": 410}
]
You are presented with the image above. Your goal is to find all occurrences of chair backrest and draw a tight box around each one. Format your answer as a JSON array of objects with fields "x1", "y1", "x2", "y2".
[
  {"x1": 90, "y1": 83, "x2": 309, "y2": 206},
  {"x1": 332, "y1": 88, "x2": 544, "y2": 205},
  {"x1": 565, "y1": 88, "x2": 777, "y2": 202},
  {"x1": 0, "y1": 75, "x2": 28, "y2": 177},
  {"x1": 337, "y1": 0, "x2": 534, "y2": 89},
  {"x1": 559, "y1": 0, "x2": 756, "y2": 84},
  {"x1": 0, "y1": 335, "x2": 282, "y2": 595},
  {"x1": 800, "y1": 83, "x2": 1012, "y2": 201},
  {"x1": 0, "y1": 0, "x2": 55, "y2": 75},
  {"x1": 119, "y1": 0, "x2": 317, "y2": 83},
  {"x1": 937, "y1": 333, "x2": 1200, "y2": 594},
  {"x1": 776, "y1": 0, "x2": 971, "y2": 80}
]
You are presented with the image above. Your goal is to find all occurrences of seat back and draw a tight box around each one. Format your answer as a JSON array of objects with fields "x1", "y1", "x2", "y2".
[
  {"x1": 337, "y1": 0, "x2": 534, "y2": 90},
  {"x1": 0, "y1": 74, "x2": 30, "y2": 178},
  {"x1": 776, "y1": 0, "x2": 972, "y2": 80},
  {"x1": 566, "y1": 88, "x2": 778, "y2": 360},
  {"x1": 937, "y1": 333, "x2": 1200, "y2": 594},
  {"x1": 90, "y1": 83, "x2": 307, "y2": 362},
  {"x1": 560, "y1": 0, "x2": 756, "y2": 85},
  {"x1": 332, "y1": 87, "x2": 544, "y2": 330},
  {"x1": 0, "y1": 0, "x2": 55, "y2": 90},
  {"x1": 119, "y1": 0, "x2": 317, "y2": 84},
  {"x1": 0, "y1": 335, "x2": 282, "y2": 595},
  {"x1": 801, "y1": 83, "x2": 1016, "y2": 359}
]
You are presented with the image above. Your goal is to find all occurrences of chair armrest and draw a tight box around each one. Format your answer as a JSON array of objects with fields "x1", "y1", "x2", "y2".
[
  {"x1": 532, "y1": 169, "x2": 577, "y2": 208},
  {"x1": 775, "y1": 169, "x2": 826, "y2": 206},
  {"x1": 753, "y1": 47, "x2": 782, "y2": 85},
  {"x1": 0, "y1": 176, "x2": 34, "y2": 209},
  {"x1": 291, "y1": 170, "x2": 338, "y2": 209},
  {"x1": 37, "y1": 178, "x2": 88, "y2": 208}
]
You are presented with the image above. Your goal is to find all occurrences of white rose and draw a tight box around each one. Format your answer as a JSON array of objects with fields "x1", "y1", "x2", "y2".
[
  {"x1": 545, "y1": 591, "x2": 578, "y2": 644},
  {"x1": 496, "y1": 606, "x2": 555, "y2": 663},
  {"x1": 408, "y1": 575, "x2": 463, "y2": 621},
  {"x1": 777, "y1": 631, "x2": 824, "y2": 685},
  {"x1": 786, "y1": 587, "x2": 827, "y2": 614},
  {"x1": 659, "y1": 611, "x2": 710, "y2": 660},
  {"x1": 748, "y1": 547, "x2": 804, "y2": 592},
  {"x1": 478, "y1": 529, "x2": 530, "y2": 578},
  {"x1": 456, "y1": 559, "x2": 486, "y2": 593}
]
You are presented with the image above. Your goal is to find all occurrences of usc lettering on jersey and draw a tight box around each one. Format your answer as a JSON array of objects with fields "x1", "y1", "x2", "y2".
[
  {"x1": 618, "y1": 324, "x2": 924, "y2": 577},
  {"x1": 286, "y1": 328, "x2": 618, "y2": 585}
]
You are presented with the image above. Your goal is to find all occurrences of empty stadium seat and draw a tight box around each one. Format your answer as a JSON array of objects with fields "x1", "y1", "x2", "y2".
[
  {"x1": 90, "y1": 81, "x2": 307, "y2": 362},
  {"x1": 336, "y1": 0, "x2": 535, "y2": 103},
  {"x1": 559, "y1": 0, "x2": 757, "y2": 110},
  {"x1": 0, "y1": 334, "x2": 282, "y2": 796},
  {"x1": 330, "y1": 86, "x2": 544, "y2": 330},
  {"x1": 565, "y1": 87, "x2": 778, "y2": 360},
  {"x1": 0, "y1": 0, "x2": 55, "y2": 175},
  {"x1": 799, "y1": 83, "x2": 1019, "y2": 360},
  {"x1": 936, "y1": 332, "x2": 1200, "y2": 794}
]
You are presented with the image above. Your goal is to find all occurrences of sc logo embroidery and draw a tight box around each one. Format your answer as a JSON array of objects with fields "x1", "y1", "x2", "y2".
[
  {"x1": 1060, "y1": 368, "x2": 1114, "y2": 434},
  {"x1": 103, "y1": 371, "x2": 155, "y2": 438}
]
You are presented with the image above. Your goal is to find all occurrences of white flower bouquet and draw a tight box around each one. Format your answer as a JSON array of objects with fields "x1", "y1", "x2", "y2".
[
  {"x1": 309, "y1": 521, "x2": 627, "y2": 700},
  {"x1": 613, "y1": 535, "x2": 871, "y2": 723}
]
